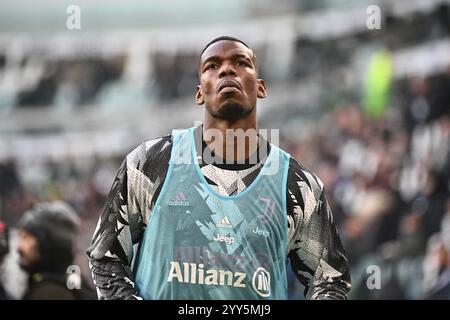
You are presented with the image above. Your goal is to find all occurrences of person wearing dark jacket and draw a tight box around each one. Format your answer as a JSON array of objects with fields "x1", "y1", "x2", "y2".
[
  {"x1": 0, "y1": 217, "x2": 8, "y2": 299},
  {"x1": 17, "y1": 201, "x2": 95, "y2": 300}
]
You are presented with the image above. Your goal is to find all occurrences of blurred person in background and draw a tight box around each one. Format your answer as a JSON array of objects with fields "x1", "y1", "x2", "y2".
[
  {"x1": 87, "y1": 36, "x2": 351, "y2": 300},
  {"x1": 17, "y1": 201, "x2": 95, "y2": 300},
  {"x1": 423, "y1": 198, "x2": 450, "y2": 300},
  {"x1": 0, "y1": 215, "x2": 8, "y2": 299}
]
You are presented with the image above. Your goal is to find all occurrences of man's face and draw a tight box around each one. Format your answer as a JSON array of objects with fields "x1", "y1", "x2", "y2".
[
  {"x1": 196, "y1": 40, "x2": 266, "y2": 122},
  {"x1": 17, "y1": 230, "x2": 41, "y2": 272}
]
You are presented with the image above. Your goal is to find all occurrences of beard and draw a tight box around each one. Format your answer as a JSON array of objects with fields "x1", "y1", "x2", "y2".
[
  {"x1": 214, "y1": 102, "x2": 252, "y2": 122},
  {"x1": 18, "y1": 257, "x2": 38, "y2": 273},
  {"x1": 18, "y1": 250, "x2": 41, "y2": 273}
]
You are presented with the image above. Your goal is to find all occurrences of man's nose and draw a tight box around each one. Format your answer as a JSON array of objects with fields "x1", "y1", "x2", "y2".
[
  {"x1": 16, "y1": 241, "x2": 23, "y2": 253},
  {"x1": 219, "y1": 62, "x2": 236, "y2": 78}
]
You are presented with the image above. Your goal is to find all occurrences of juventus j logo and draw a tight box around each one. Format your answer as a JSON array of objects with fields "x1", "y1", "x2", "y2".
[
  {"x1": 252, "y1": 267, "x2": 271, "y2": 297},
  {"x1": 258, "y1": 197, "x2": 275, "y2": 224}
]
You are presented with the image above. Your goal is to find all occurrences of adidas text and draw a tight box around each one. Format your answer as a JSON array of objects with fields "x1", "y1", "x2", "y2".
[{"x1": 168, "y1": 200, "x2": 190, "y2": 206}]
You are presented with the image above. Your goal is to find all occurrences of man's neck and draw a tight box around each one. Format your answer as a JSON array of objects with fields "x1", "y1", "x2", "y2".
[
  {"x1": 202, "y1": 113, "x2": 258, "y2": 163},
  {"x1": 200, "y1": 136, "x2": 270, "y2": 170}
]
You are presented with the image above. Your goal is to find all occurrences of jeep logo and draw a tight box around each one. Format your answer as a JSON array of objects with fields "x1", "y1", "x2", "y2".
[{"x1": 213, "y1": 234, "x2": 235, "y2": 245}]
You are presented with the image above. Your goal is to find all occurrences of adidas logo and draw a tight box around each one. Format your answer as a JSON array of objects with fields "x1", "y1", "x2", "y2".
[
  {"x1": 168, "y1": 192, "x2": 190, "y2": 206},
  {"x1": 216, "y1": 217, "x2": 233, "y2": 229}
]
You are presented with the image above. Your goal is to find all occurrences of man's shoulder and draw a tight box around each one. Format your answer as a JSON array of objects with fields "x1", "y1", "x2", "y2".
[
  {"x1": 126, "y1": 134, "x2": 173, "y2": 169},
  {"x1": 286, "y1": 154, "x2": 324, "y2": 202}
]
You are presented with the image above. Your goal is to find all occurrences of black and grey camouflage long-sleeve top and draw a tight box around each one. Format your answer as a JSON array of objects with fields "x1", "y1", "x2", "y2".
[{"x1": 86, "y1": 126, "x2": 351, "y2": 300}]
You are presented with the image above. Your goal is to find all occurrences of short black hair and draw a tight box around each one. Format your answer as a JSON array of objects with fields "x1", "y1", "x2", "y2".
[
  {"x1": 199, "y1": 36, "x2": 257, "y2": 74},
  {"x1": 201, "y1": 36, "x2": 250, "y2": 56}
]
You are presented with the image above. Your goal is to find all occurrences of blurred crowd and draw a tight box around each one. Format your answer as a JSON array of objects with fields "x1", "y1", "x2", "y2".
[{"x1": 286, "y1": 69, "x2": 450, "y2": 299}]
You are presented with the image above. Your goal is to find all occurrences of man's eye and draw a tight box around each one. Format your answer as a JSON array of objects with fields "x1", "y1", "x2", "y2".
[
  {"x1": 236, "y1": 60, "x2": 250, "y2": 67},
  {"x1": 205, "y1": 64, "x2": 217, "y2": 71}
]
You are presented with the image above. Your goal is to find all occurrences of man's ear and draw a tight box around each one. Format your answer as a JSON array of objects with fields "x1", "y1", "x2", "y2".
[
  {"x1": 195, "y1": 85, "x2": 204, "y2": 105},
  {"x1": 257, "y1": 79, "x2": 267, "y2": 99}
]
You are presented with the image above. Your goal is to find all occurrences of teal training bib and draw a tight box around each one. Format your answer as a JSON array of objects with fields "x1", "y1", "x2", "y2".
[{"x1": 134, "y1": 127, "x2": 290, "y2": 299}]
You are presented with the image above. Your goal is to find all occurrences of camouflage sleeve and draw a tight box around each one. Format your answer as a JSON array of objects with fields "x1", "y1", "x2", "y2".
[
  {"x1": 86, "y1": 136, "x2": 172, "y2": 300},
  {"x1": 286, "y1": 159, "x2": 351, "y2": 300},
  {"x1": 86, "y1": 158, "x2": 144, "y2": 300}
]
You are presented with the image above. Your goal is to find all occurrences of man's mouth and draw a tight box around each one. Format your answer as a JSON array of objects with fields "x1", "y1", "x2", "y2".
[{"x1": 218, "y1": 80, "x2": 241, "y2": 92}]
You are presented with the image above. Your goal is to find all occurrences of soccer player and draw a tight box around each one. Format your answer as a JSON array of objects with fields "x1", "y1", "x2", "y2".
[{"x1": 87, "y1": 36, "x2": 351, "y2": 300}]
